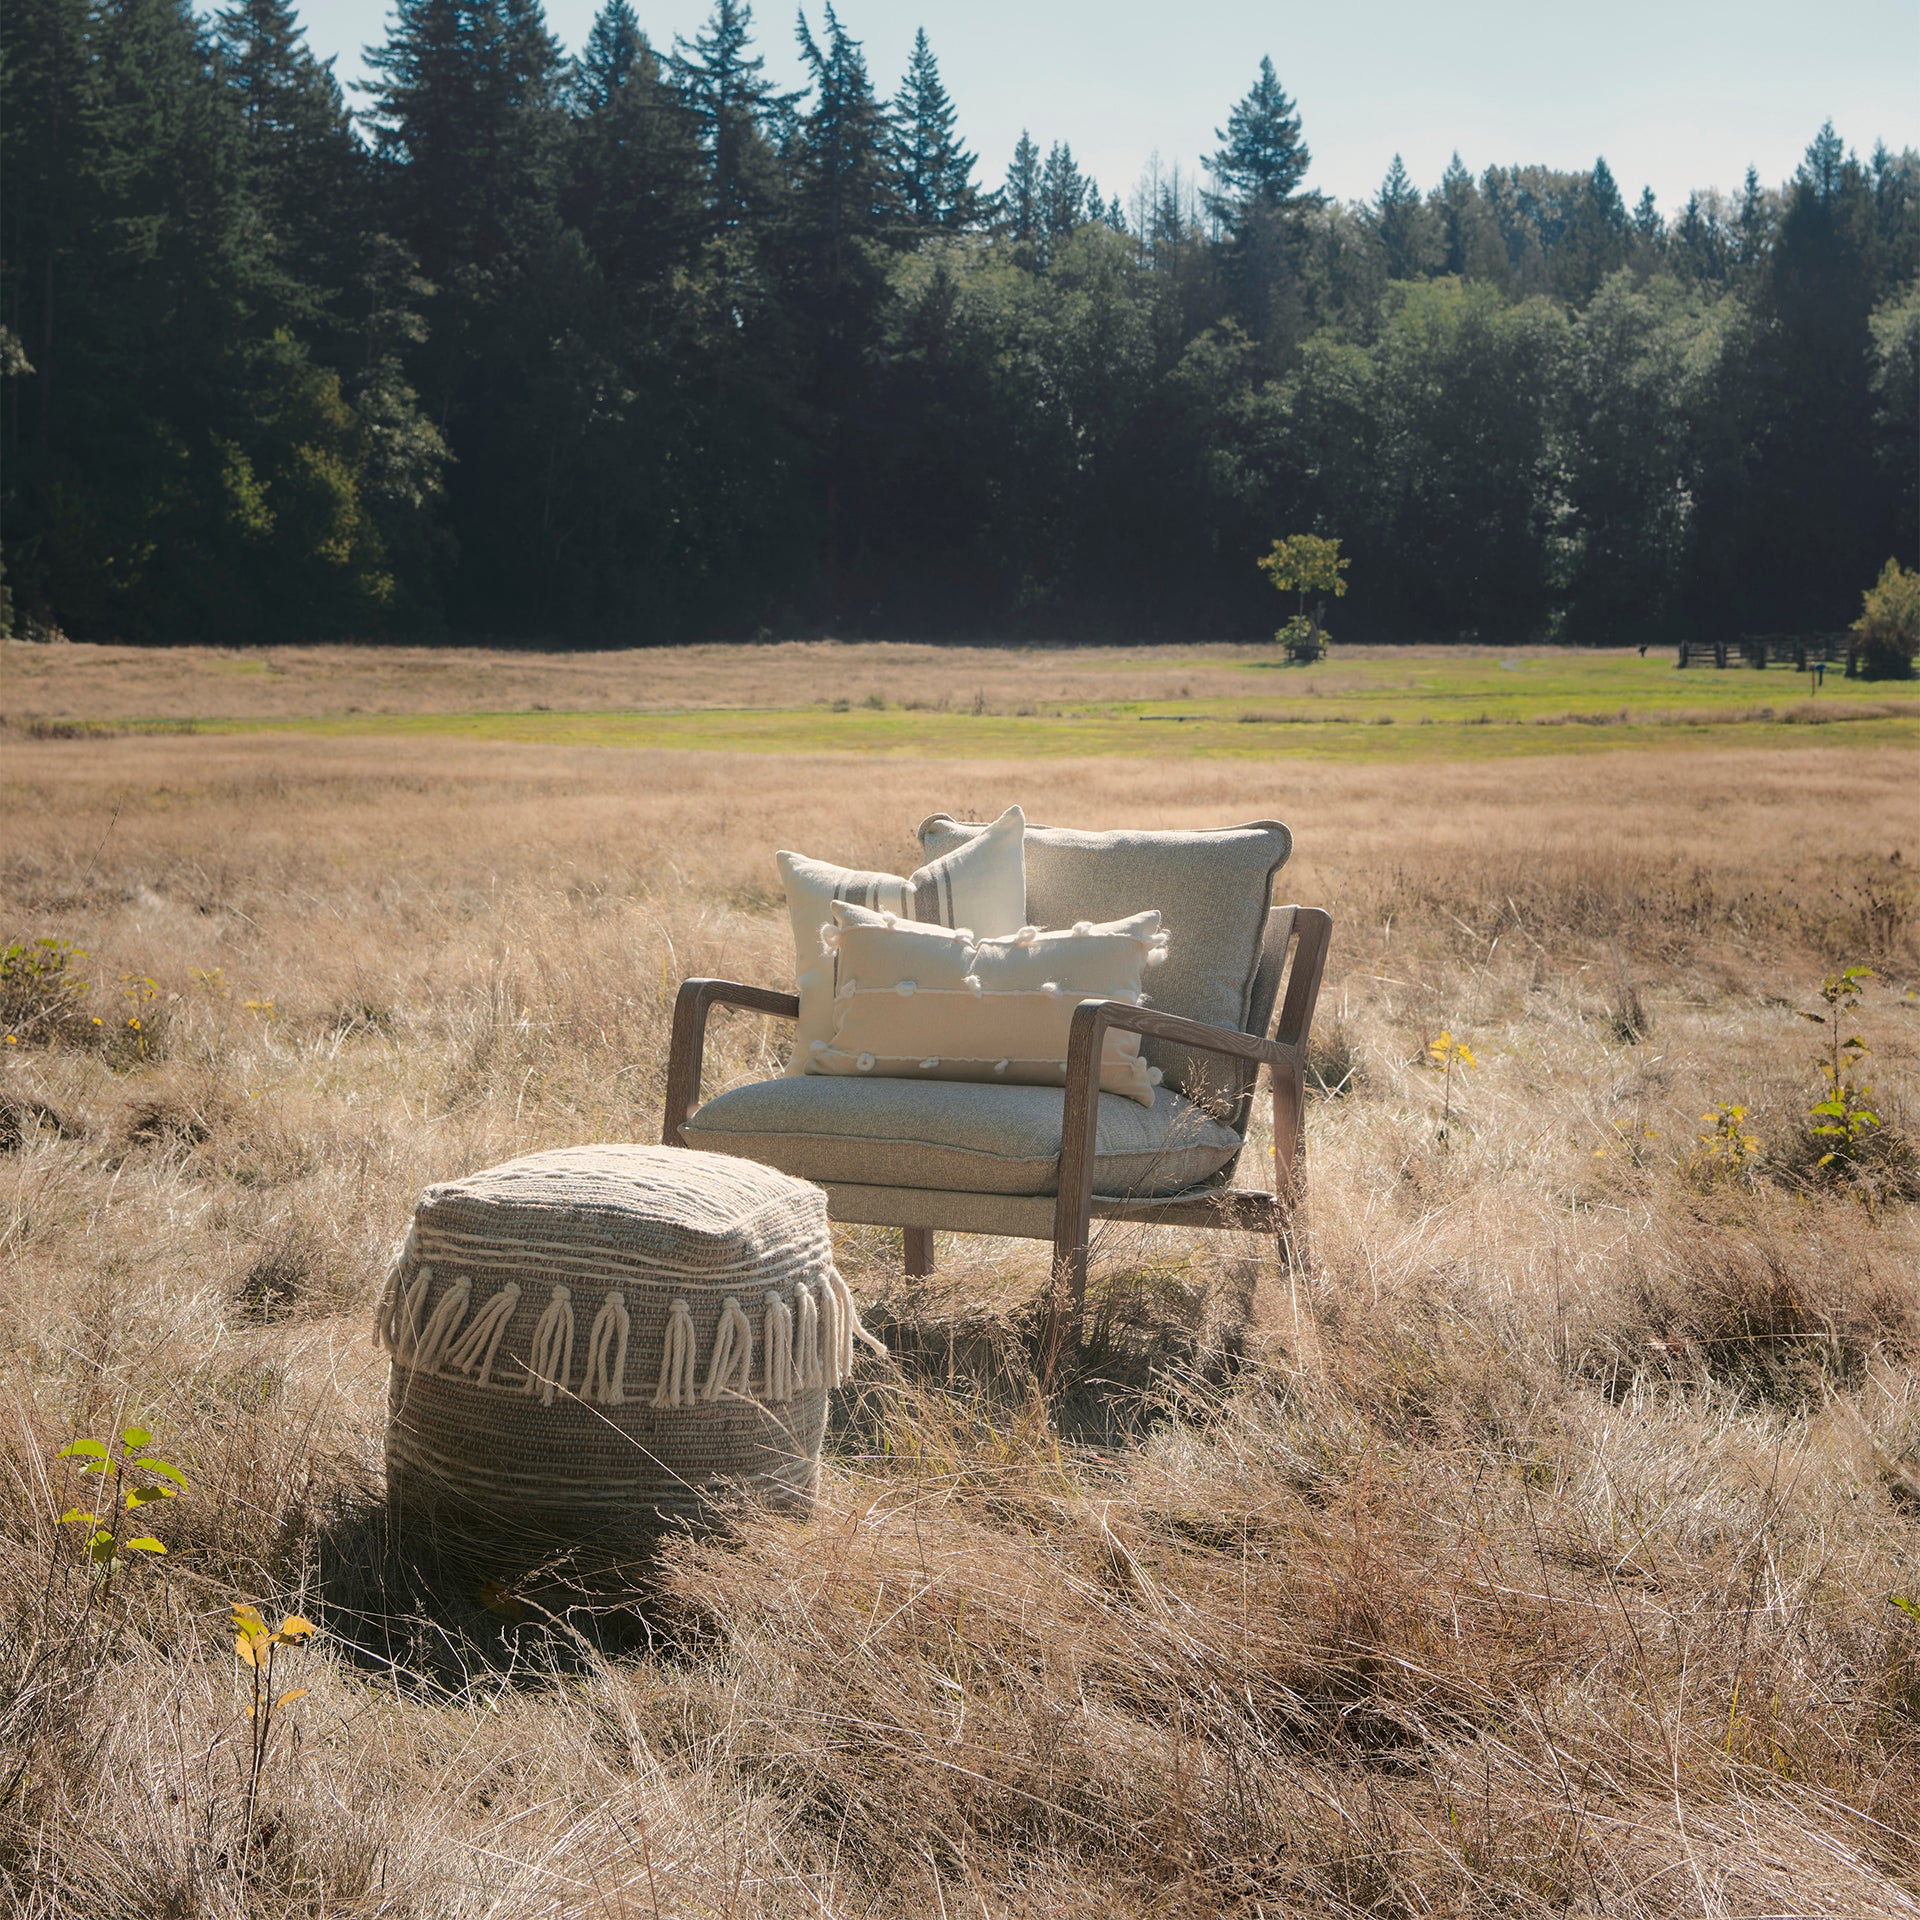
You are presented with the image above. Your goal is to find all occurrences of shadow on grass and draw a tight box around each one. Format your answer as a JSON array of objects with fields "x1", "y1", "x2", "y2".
[
  {"x1": 861, "y1": 1240, "x2": 1268, "y2": 1449},
  {"x1": 308, "y1": 1493, "x2": 716, "y2": 1700}
]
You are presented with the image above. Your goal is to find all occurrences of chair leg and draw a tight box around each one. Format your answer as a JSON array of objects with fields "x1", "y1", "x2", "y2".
[
  {"x1": 1044, "y1": 1198, "x2": 1090, "y2": 1382},
  {"x1": 1272, "y1": 1196, "x2": 1316, "y2": 1354},
  {"x1": 903, "y1": 1227, "x2": 934, "y2": 1279},
  {"x1": 1038, "y1": 1237, "x2": 1088, "y2": 1393},
  {"x1": 1053, "y1": 1235, "x2": 1089, "y2": 1324},
  {"x1": 1048, "y1": 1024, "x2": 1102, "y2": 1382}
]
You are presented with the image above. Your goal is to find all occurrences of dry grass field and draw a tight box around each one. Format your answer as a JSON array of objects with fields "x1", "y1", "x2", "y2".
[{"x1": 3, "y1": 642, "x2": 1919, "y2": 1917}]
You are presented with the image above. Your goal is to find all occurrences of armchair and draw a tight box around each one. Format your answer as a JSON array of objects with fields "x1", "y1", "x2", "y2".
[{"x1": 661, "y1": 818, "x2": 1330, "y2": 1347}]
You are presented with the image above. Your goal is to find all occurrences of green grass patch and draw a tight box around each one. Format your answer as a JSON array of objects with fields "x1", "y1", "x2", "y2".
[
  {"x1": 44, "y1": 651, "x2": 1920, "y2": 762},
  {"x1": 175, "y1": 704, "x2": 1920, "y2": 762}
]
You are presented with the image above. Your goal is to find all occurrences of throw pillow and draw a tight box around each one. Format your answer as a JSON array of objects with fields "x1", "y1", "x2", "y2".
[
  {"x1": 775, "y1": 804, "x2": 1027, "y2": 1072},
  {"x1": 915, "y1": 814, "x2": 1291, "y2": 1111},
  {"x1": 808, "y1": 902, "x2": 1168, "y2": 1106}
]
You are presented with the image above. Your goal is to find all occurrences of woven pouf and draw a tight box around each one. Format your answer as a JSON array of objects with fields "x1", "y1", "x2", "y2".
[{"x1": 376, "y1": 1145, "x2": 878, "y2": 1552}]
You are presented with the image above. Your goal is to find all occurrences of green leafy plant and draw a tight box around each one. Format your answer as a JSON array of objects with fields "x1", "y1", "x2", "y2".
[
  {"x1": 1258, "y1": 533, "x2": 1349, "y2": 660},
  {"x1": 1, "y1": 937, "x2": 96, "y2": 1048},
  {"x1": 1274, "y1": 614, "x2": 1327, "y2": 662},
  {"x1": 1426, "y1": 1029, "x2": 1477, "y2": 1143},
  {"x1": 56, "y1": 1425, "x2": 188, "y2": 1599},
  {"x1": 1689, "y1": 1102, "x2": 1762, "y2": 1184},
  {"x1": 233, "y1": 1603, "x2": 319, "y2": 1880},
  {"x1": 1850, "y1": 558, "x2": 1919, "y2": 679},
  {"x1": 1798, "y1": 965, "x2": 1880, "y2": 1177}
]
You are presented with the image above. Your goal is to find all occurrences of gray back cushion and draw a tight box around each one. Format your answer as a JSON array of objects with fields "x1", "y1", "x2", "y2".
[{"x1": 917, "y1": 816, "x2": 1292, "y2": 1111}]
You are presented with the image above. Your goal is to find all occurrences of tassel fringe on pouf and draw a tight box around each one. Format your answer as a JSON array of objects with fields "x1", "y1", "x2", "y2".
[{"x1": 376, "y1": 1146, "x2": 881, "y2": 1562}]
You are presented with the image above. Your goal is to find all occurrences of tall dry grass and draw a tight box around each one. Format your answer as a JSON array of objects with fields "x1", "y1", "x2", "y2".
[
  {"x1": 0, "y1": 636, "x2": 1274, "y2": 722},
  {"x1": 14, "y1": 636, "x2": 1883, "y2": 728},
  {"x1": 1, "y1": 725, "x2": 1917, "y2": 1916}
]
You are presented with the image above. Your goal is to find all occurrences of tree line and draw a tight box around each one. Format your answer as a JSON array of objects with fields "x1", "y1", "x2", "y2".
[{"x1": 2, "y1": 0, "x2": 1914, "y2": 646}]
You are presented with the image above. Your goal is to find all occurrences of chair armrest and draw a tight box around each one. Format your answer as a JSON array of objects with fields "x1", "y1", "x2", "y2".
[
  {"x1": 1057, "y1": 994, "x2": 1308, "y2": 1186},
  {"x1": 1273, "y1": 907, "x2": 1332, "y2": 1053},
  {"x1": 1076, "y1": 997, "x2": 1300, "y2": 1071},
  {"x1": 661, "y1": 978, "x2": 799, "y2": 1146}
]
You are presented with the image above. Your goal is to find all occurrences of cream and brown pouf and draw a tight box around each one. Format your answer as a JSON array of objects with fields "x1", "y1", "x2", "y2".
[{"x1": 376, "y1": 1145, "x2": 878, "y2": 1552}]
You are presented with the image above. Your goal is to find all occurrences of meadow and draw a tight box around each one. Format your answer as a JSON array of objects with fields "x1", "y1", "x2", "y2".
[
  {"x1": 2, "y1": 640, "x2": 1918, "y2": 1917},
  {"x1": 8, "y1": 638, "x2": 1920, "y2": 762}
]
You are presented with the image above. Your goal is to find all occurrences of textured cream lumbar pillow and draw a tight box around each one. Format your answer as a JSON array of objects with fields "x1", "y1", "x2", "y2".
[
  {"x1": 775, "y1": 805, "x2": 1027, "y2": 1073},
  {"x1": 809, "y1": 902, "x2": 1169, "y2": 1106}
]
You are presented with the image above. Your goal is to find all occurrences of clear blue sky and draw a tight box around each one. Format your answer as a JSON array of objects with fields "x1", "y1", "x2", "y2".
[{"x1": 291, "y1": 0, "x2": 1917, "y2": 213}]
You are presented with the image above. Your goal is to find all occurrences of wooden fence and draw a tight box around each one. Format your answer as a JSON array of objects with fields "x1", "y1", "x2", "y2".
[{"x1": 1677, "y1": 634, "x2": 1850, "y2": 670}]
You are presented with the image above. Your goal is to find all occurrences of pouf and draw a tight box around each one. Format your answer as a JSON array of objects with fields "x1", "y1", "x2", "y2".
[{"x1": 374, "y1": 1145, "x2": 879, "y2": 1553}]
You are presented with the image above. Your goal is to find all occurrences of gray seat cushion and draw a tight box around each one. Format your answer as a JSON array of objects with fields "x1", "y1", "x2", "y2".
[
  {"x1": 917, "y1": 816, "x2": 1292, "y2": 1107},
  {"x1": 685, "y1": 1076, "x2": 1243, "y2": 1199}
]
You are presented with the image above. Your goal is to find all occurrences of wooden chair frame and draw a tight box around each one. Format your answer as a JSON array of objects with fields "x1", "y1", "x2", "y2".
[{"x1": 662, "y1": 908, "x2": 1331, "y2": 1344}]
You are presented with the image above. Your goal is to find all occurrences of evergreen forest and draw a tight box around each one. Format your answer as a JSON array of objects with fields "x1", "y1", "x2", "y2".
[{"x1": 2, "y1": 0, "x2": 1915, "y2": 647}]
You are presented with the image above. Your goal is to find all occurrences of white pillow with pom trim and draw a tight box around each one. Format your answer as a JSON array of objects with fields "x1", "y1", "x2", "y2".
[
  {"x1": 774, "y1": 805, "x2": 1027, "y2": 1074},
  {"x1": 809, "y1": 902, "x2": 1168, "y2": 1107}
]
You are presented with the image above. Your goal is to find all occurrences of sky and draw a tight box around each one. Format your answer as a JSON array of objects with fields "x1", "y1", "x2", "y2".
[{"x1": 293, "y1": 0, "x2": 1918, "y2": 215}]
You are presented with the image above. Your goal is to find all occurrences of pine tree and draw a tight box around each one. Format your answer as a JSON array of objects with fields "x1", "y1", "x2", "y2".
[
  {"x1": 1146, "y1": 163, "x2": 1196, "y2": 263},
  {"x1": 793, "y1": 4, "x2": 893, "y2": 254},
  {"x1": 363, "y1": 0, "x2": 567, "y2": 283},
  {"x1": 1553, "y1": 155, "x2": 1632, "y2": 298},
  {"x1": 575, "y1": 0, "x2": 642, "y2": 110},
  {"x1": 1202, "y1": 56, "x2": 1311, "y2": 232},
  {"x1": 361, "y1": 0, "x2": 466, "y2": 214},
  {"x1": 1672, "y1": 191, "x2": 1728, "y2": 282},
  {"x1": 1688, "y1": 125, "x2": 1885, "y2": 638},
  {"x1": 1734, "y1": 165, "x2": 1772, "y2": 271},
  {"x1": 888, "y1": 27, "x2": 978, "y2": 231},
  {"x1": 215, "y1": 0, "x2": 443, "y2": 622},
  {"x1": 1040, "y1": 141, "x2": 1088, "y2": 248},
  {"x1": 1, "y1": 0, "x2": 425, "y2": 638},
  {"x1": 213, "y1": 0, "x2": 364, "y2": 324},
  {"x1": 1802, "y1": 120, "x2": 1846, "y2": 201},
  {"x1": 364, "y1": 0, "x2": 582, "y2": 632},
  {"x1": 564, "y1": 0, "x2": 702, "y2": 289},
  {"x1": 1430, "y1": 152, "x2": 1503, "y2": 281},
  {"x1": 61, "y1": 0, "x2": 263, "y2": 612},
  {"x1": 214, "y1": 0, "x2": 353, "y2": 169},
  {"x1": 1588, "y1": 157, "x2": 1627, "y2": 229},
  {"x1": 1202, "y1": 57, "x2": 1314, "y2": 356},
  {"x1": 1756, "y1": 126, "x2": 1883, "y2": 620},
  {"x1": 1374, "y1": 152, "x2": 1435, "y2": 278},
  {"x1": 786, "y1": 7, "x2": 894, "y2": 622},
  {"x1": 1004, "y1": 130, "x2": 1041, "y2": 244},
  {"x1": 1868, "y1": 142, "x2": 1920, "y2": 294},
  {"x1": 0, "y1": 0, "x2": 98, "y2": 470},
  {"x1": 668, "y1": 0, "x2": 787, "y2": 232}
]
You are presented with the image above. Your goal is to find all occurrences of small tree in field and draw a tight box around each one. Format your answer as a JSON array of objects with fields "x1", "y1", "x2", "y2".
[
  {"x1": 1851, "y1": 559, "x2": 1920, "y2": 679},
  {"x1": 1258, "y1": 534, "x2": 1349, "y2": 660}
]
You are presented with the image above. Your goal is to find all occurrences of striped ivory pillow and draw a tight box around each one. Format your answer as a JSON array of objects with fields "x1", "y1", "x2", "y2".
[
  {"x1": 775, "y1": 806, "x2": 1026, "y2": 1073},
  {"x1": 807, "y1": 901, "x2": 1169, "y2": 1106}
]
